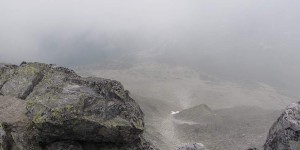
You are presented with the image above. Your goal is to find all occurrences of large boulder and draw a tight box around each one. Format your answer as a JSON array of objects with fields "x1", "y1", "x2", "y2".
[
  {"x1": 0, "y1": 62, "x2": 153, "y2": 150},
  {"x1": 264, "y1": 102, "x2": 300, "y2": 150}
]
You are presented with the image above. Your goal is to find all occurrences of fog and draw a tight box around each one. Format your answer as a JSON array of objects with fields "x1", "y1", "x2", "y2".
[{"x1": 1, "y1": 0, "x2": 300, "y2": 97}]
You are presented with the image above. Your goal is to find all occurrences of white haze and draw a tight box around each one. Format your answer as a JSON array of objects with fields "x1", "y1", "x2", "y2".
[{"x1": 1, "y1": 0, "x2": 300, "y2": 97}]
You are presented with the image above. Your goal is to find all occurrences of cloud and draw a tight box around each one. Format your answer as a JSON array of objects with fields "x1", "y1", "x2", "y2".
[{"x1": 1, "y1": 0, "x2": 300, "y2": 96}]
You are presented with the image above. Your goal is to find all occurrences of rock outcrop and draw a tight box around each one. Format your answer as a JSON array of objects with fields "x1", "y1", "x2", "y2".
[
  {"x1": 0, "y1": 62, "x2": 156, "y2": 150},
  {"x1": 264, "y1": 102, "x2": 300, "y2": 150}
]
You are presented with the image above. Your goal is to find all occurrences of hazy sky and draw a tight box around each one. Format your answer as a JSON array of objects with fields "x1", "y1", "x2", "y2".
[{"x1": 1, "y1": 0, "x2": 300, "y2": 96}]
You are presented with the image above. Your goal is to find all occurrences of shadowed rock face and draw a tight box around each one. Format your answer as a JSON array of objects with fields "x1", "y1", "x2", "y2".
[
  {"x1": 45, "y1": 141, "x2": 83, "y2": 150},
  {"x1": 264, "y1": 102, "x2": 300, "y2": 150},
  {"x1": 0, "y1": 62, "x2": 155, "y2": 150}
]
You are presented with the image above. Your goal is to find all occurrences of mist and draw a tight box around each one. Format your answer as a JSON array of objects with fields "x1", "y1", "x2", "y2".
[{"x1": 1, "y1": 0, "x2": 300, "y2": 97}]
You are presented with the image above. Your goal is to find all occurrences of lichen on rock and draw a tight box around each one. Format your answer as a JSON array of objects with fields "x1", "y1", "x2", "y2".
[
  {"x1": 0, "y1": 62, "x2": 49, "y2": 99},
  {"x1": 0, "y1": 62, "x2": 154, "y2": 150}
]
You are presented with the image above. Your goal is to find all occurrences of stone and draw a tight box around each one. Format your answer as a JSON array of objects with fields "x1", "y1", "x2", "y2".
[
  {"x1": 25, "y1": 65, "x2": 144, "y2": 143},
  {"x1": 0, "y1": 62, "x2": 153, "y2": 150},
  {"x1": 0, "y1": 123, "x2": 8, "y2": 150},
  {"x1": 0, "y1": 96, "x2": 42, "y2": 150},
  {"x1": 0, "y1": 64, "x2": 17, "y2": 92},
  {"x1": 175, "y1": 143, "x2": 206, "y2": 150},
  {"x1": 0, "y1": 63, "x2": 48, "y2": 99},
  {"x1": 264, "y1": 102, "x2": 300, "y2": 150},
  {"x1": 45, "y1": 141, "x2": 83, "y2": 150}
]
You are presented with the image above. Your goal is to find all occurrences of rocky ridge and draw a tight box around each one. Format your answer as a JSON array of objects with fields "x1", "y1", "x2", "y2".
[{"x1": 0, "y1": 62, "x2": 156, "y2": 150}]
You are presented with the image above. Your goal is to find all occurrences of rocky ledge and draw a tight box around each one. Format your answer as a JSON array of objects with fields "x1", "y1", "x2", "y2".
[{"x1": 0, "y1": 62, "x2": 156, "y2": 150}]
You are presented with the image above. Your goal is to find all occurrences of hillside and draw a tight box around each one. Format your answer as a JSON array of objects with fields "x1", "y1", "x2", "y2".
[
  {"x1": 73, "y1": 62, "x2": 295, "y2": 110},
  {"x1": 73, "y1": 62, "x2": 295, "y2": 149},
  {"x1": 174, "y1": 105, "x2": 281, "y2": 149}
]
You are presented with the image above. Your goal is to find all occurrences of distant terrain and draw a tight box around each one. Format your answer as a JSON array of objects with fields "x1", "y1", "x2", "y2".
[
  {"x1": 73, "y1": 62, "x2": 294, "y2": 110},
  {"x1": 73, "y1": 62, "x2": 295, "y2": 149},
  {"x1": 175, "y1": 105, "x2": 281, "y2": 149},
  {"x1": 0, "y1": 61, "x2": 297, "y2": 149}
]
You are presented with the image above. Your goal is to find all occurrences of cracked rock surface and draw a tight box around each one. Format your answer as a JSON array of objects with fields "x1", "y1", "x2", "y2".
[{"x1": 0, "y1": 62, "x2": 156, "y2": 150}]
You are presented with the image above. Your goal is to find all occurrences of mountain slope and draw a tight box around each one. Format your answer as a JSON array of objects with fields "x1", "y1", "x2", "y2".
[
  {"x1": 73, "y1": 62, "x2": 296, "y2": 149},
  {"x1": 73, "y1": 62, "x2": 295, "y2": 110},
  {"x1": 175, "y1": 105, "x2": 281, "y2": 149}
]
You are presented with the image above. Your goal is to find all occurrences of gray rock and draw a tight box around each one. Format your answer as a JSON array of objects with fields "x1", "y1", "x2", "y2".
[
  {"x1": 81, "y1": 137, "x2": 157, "y2": 150},
  {"x1": 0, "y1": 63, "x2": 47, "y2": 99},
  {"x1": 0, "y1": 96, "x2": 27, "y2": 124},
  {"x1": 264, "y1": 102, "x2": 300, "y2": 150},
  {"x1": 45, "y1": 141, "x2": 83, "y2": 150},
  {"x1": 25, "y1": 63, "x2": 144, "y2": 143},
  {"x1": 0, "y1": 64, "x2": 17, "y2": 92},
  {"x1": 0, "y1": 123, "x2": 8, "y2": 150},
  {"x1": 0, "y1": 62, "x2": 153, "y2": 150},
  {"x1": 175, "y1": 143, "x2": 206, "y2": 150},
  {"x1": 0, "y1": 96, "x2": 42, "y2": 150}
]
